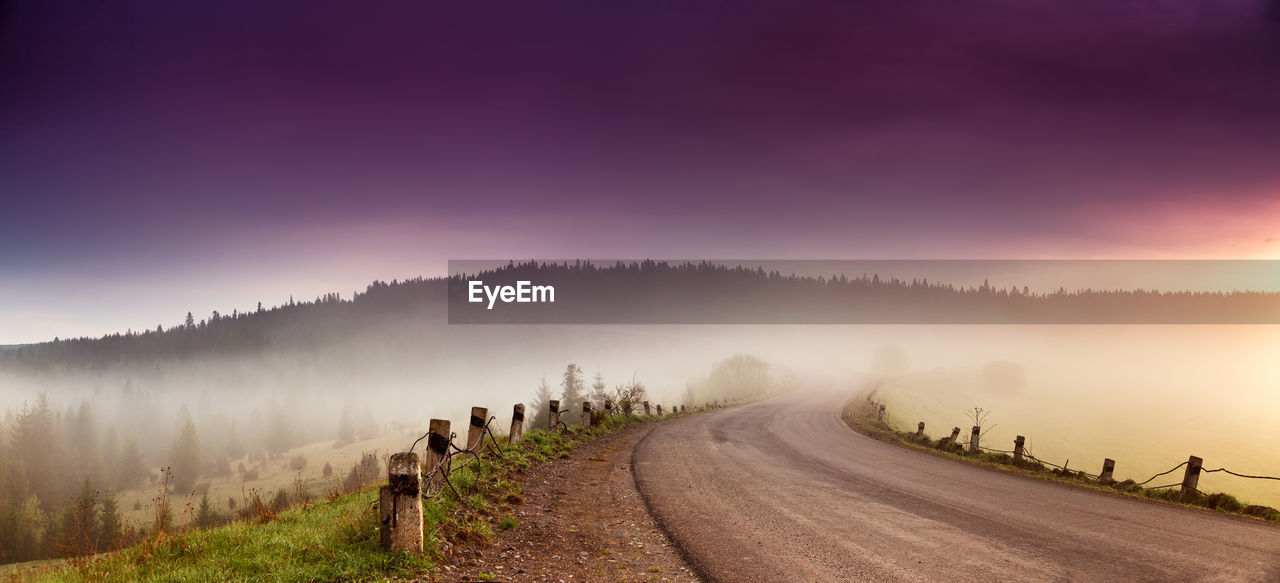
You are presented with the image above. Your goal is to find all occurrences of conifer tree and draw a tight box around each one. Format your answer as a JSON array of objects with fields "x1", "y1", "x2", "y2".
[
  {"x1": 117, "y1": 438, "x2": 147, "y2": 490},
  {"x1": 98, "y1": 490, "x2": 121, "y2": 551},
  {"x1": 169, "y1": 417, "x2": 201, "y2": 494},
  {"x1": 527, "y1": 376, "x2": 553, "y2": 429},
  {"x1": 589, "y1": 372, "x2": 608, "y2": 409},
  {"x1": 559, "y1": 364, "x2": 586, "y2": 424}
]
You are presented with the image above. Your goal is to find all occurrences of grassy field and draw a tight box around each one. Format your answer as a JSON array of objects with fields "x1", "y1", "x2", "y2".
[
  {"x1": 843, "y1": 397, "x2": 1280, "y2": 524},
  {"x1": 114, "y1": 431, "x2": 413, "y2": 528},
  {"x1": 10, "y1": 411, "x2": 679, "y2": 582}
]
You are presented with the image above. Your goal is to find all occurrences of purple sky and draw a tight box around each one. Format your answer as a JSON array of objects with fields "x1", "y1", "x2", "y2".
[{"x1": 3, "y1": 1, "x2": 1280, "y2": 343}]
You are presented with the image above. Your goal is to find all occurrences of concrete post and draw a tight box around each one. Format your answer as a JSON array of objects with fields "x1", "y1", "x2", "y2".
[
  {"x1": 1100, "y1": 458, "x2": 1115, "y2": 482},
  {"x1": 947, "y1": 427, "x2": 961, "y2": 444},
  {"x1": 467, "y1": 407, "x2": 488, "y2": 453},
  {"x1": 643, "y1": 401, "x2": 651, "y2": 416},
  {"x1": 379, "y1": 452, "x2": 423, "y2": 554},
  {"x1": 548, "y1": 400, "x2": 561, "y2": 430},
  {"x1": 1013, "y1": 435, "x2": 1025, "y2": 463},
  {"x1": 582, "y1": 401, "x2": 592, "y2": 426},
  {"x1": 969, "y1": 426, "x2": 981, "y2": 452},
  {"x1": 656, "y1": 404, "x2": 663, "y2": 415},
  {"x1": 1181, "y1": 455, "x2": 1203, "y2": 500},
  {"x1": 916, "y1": 421, "x2": 925, "y2": 436},
  {"x1": 509, "y1": 404, "x2": 525, "y2": 444},
  {"x1": 424, "y1": 419, "x2": 450, "y2": 488}
]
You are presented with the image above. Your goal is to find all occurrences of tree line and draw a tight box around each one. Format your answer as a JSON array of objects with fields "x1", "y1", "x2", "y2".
[{"x1": 0, "y1": 388, "x2": 379, "y2": 565}]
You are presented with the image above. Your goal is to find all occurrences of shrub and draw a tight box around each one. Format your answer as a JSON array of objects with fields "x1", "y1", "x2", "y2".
[
  {"x1": 271, "y1": 489, "x2": 290, "y2": 512},
  {"x1": 1204, "y1": 493, "x2": 1244, "y2": 512},
  {"x1": 289, "y1": 453, "x2": 307, "y2": 471},
  {"x1": 1243, "y1": 505, "x2": 1280, "y2": 520}
]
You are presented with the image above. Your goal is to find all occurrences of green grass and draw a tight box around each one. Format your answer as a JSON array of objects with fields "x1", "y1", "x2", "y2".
[
  {"x1": 21, "y1": 486, "x2": 430, "y2": 583},
  {"x1": 842, "y1": 398, "x2": 1280, "y2": 524},
  {"x1": 19, "y1": 409, "x2": 694, "y2": 583}
]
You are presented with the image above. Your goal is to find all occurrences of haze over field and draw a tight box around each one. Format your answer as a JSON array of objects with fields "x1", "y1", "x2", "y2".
[{"x1": 4, "y1": 0, "x2": 1280, "y2": 575}]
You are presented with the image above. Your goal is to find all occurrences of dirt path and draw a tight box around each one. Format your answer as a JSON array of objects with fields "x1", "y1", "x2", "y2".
[{"x1": 442, "y1": 423, "x2": 701, "y2": 583}]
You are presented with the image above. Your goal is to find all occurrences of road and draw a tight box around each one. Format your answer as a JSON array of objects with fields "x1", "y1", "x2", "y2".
[{"x1": 632, "y1": 389, "x2": 1280, "y2": 583}]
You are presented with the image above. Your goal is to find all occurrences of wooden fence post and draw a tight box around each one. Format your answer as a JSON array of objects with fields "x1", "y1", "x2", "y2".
[
  {"x1": 379, "y1": 452, "x2": 423, "y2": 554},
  {"x1": 1013, "y1": 435, "x2": 1025, "y2": 463},
  {"x1": 947, "y1": 427, "x2": 961, "y2": 444},
  {"x1": 643, "y1": 401, "x2": 651, "y2": 416},
  {"x1": 467, "y1": 407, "x2": 488, "y2": 452},
  {"x1": 1181, "y1": 455, "x2": 1203, "y2": 500},
  {"x1": 1099, "y1": 458, "x2": 1115, "y2": 482},
  {"x1": 969, "y1": 426, "x2": 981, "y2": 452},
  {"x1": 509, "y1": 404, "x2": 525, "y2": 444},
  {"x1": 424, "y1": 419, "x2": 450, "y2": 488},
  {"x1": 582, "y1": 401, "x2": 592, "y2": 426},
  {"x1": 916, "y1": 421, "x2": 925, "y2": 436},
  {"x1": 604, "y1": 399, "x2": 612, "y2": 414},
  {"x1": 548, "y1": 400, "x2": 560, "y2": 430},
  {"x1": 656, "y1": 404, "x2": 663, "y2": 415}
]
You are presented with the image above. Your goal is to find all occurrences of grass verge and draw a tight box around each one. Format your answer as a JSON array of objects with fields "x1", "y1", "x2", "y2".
[
  {"x1": 842, "y1": 398, "x2": 1280, "y2": 524},
  {"x1": 16, "y1": 410, "x2": 689, "y2": 583}
]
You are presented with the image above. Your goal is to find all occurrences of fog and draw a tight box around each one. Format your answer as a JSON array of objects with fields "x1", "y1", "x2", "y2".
[{"x1": 2, "y1": 320, "x2": 1277, "y2": 559}]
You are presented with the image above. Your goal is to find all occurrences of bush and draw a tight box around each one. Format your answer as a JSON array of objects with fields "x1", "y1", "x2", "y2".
[
  {"x1": 243, "y1": 469, "x2": 259, "y2": 481},
  {"x1": 289, "y1": 453, "x2": 307, "y2": 471},
  {"x1": 271, "y1": 489, "x2": 291, "y2": 512},
  {"x1": 1204, "y1": 493, "x2": 1244, "y2": 512},
  {"x1": 323, "y1": 462, "x2": 333, "y2": 477},
  {"x1": 1243, "y1": 505, "x2": 1280, "y2": 520}
]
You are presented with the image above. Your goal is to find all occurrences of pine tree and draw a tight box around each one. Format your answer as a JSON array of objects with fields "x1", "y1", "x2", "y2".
[
  {"x1": 589, "y1": 372, "x2": 608, "y2": 409},
  {"x1": 335, "y1": 406, "x2": 355, "y2": 448},
  {"x1": 98, "y1": 490, "x2": 121, "y2": 551},
  {"x1": 72, "y1": 402, "x2": 101, "y2": 487},
  {"x1": 194, "y1": 494, "x2": 218, "y2": 528},
  {"x1": 100, "y1": 427, "x2": 119, "y2": 494},
  {"x1": 117, "y1": 438, "x2": 147, "y2": 490},
  {"x1": 266, "y1": 408, "x2": 293, "y2": 454},
  {"x1": 169, "y1": 417, "x2": 201, "y2": 495},
  {"x1": 357, "y1": 405, "x2": 378, "y2": 441},
  {"x1": 527, "y1": 376, "x2": 553, "y2": 430},
  {"x1": 61, "y1": 480, "x2": 97, "y2": 557},
  {"x1": 559, "y1": 364, "x2": 586, "y2": 424},
  {"x1": 224, "y1": 422, "x2": 245, "y2": 461},
  {"x1": 10, "y1": 394, "x2": 60, "y2": 511}
]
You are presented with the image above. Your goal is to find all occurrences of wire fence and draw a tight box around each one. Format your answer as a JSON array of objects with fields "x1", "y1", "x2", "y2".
[{"x1": 869, "y1": 399, "x2": 1280, "y2": 491}]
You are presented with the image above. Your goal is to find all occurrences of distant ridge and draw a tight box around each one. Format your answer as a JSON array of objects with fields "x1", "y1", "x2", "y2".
[{"x1": 4, "y1": 260, "x2": 1278, "y2": 371}]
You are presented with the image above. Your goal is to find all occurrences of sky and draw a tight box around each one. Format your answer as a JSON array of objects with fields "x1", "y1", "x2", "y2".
[{"x1": 2, "y1": 1, "x2": 1280, "y2": 343}]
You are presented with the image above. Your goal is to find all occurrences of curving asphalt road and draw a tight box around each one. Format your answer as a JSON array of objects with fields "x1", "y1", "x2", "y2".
[{"x1": 632, "y1": 389, "x2": 1280, "y2": 583}]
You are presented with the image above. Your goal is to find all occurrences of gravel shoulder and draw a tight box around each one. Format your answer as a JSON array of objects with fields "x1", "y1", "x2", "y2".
[{"x1": 443, "y1": 422, "x2": 701, "y2": 583}]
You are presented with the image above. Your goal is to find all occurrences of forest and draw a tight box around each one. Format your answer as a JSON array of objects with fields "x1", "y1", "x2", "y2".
[{"x1": 0, "y1": 260, "x2": 1271, "y2": 565}]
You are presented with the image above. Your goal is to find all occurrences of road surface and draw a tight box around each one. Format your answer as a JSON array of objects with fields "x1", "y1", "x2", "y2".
[{"x1": 632, "y1": 389, "x2": 1280, "y2": 582}]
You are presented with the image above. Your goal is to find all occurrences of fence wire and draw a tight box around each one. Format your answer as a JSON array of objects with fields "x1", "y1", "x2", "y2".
[{"x1": 883, "y1": 409, "x2": 1280, "y2": 489}]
